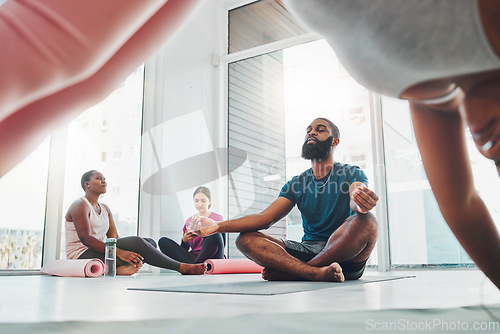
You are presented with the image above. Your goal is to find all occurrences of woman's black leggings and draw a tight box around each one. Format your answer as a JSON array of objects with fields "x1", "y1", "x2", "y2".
[
  {"x1": 78, "y1": 236, "x2": 181, "y2": 271},
  {"x1": 158, "y1": 233, "x2": 224, "y2": 264}
]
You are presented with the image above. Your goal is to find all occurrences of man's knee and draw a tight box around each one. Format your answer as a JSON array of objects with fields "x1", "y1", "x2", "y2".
[
  {"x1": 353, "y1": 211, "x2": 377, "y2": 226},
  {"x1": 235, "y1": 231, "x2": 260, "y2": 253},
  {"x1": 352, "y1": 212, "x2": 378, "y2": 237}
]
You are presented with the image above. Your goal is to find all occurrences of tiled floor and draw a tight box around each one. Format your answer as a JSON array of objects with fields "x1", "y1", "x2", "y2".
[{"x1": 0, "y1": 268, "x2": 499, "y2": 333}]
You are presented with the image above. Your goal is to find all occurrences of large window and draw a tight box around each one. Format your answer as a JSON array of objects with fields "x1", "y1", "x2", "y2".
[
  {"x1": 228, "y1": 51, "x2": 287, "y2": 257},
  {"x1": 227, "y1": 0, "x2": 304, "y2": 257},
  {"x1": 59, "y1": 66, "x2": 144, "y2": 258},
  {"x1": 0, "y1": 66, "x2": 144, "y2": 270},
  {"x1": 227, "y1": 0, "x2": 500, "y2": 268},
  {"x1": 227, "y1": 2, "x2": 377, "y2": 263},
  {"x1": 382, "y1": 97, "x2": 500, "y2": 266},
  {"x1": 227, "y1": 40, "x2": 377, "y2": 263},
  {"x1": 0, "y1": 140, "x2": 50, "y2": 269}
]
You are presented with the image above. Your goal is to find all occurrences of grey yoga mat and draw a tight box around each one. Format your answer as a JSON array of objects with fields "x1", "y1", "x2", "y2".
[{"x1": 128, "y1": 275, "x2": 415, "y2": 295}]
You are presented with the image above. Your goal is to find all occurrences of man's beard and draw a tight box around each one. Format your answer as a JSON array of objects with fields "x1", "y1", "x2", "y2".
[{"x1": 301, "y1": 136, "x2": 333, "y2": 161}]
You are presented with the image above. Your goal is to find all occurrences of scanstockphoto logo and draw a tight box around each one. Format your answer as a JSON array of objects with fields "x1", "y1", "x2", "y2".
[
  {"x1": 280, "y1": 176, "x2": 351, "y2": 197},
  {"x1": 365, "y1": 318, "x2": 500, "y2": 332},
  {"x1": 255, "y1": 159, "x2": 365, "y2": 198}
]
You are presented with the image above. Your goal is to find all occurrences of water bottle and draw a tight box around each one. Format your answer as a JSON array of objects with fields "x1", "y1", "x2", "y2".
[
  {"x1": 189, "y1": 215, "x2": 198, "y2": 232},
  {"x1": 104, "y1": 238, "x2": 117, "y2": 277}
]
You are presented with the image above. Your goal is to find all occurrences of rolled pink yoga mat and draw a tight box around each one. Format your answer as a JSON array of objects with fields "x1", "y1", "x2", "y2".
[
  {"x1": 41, "y1": 259, "x2": 105, "y2": 278},
  {"x1": 205, "y1": 259, "x2": 263, "y2": 275}
]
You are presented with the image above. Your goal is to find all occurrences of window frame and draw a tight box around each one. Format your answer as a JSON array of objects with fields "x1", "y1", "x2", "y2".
[{"x1": 224, "y1": 2, "x2": 391, "y2": 270}]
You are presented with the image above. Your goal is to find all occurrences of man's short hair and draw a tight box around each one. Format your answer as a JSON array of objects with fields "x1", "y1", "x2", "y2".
[{"x1": 317, "y1": 117, "x2": 340, "y2": 139}]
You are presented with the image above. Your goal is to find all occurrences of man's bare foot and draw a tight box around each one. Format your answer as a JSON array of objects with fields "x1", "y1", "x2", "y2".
[
  {"x1": 262, "y1": 268, "x2": 302, "y2": 281},
  {"x1": 262, "y1": 262, "x2": 344, "y2": 282},
  {"x1": 116, "y1": 262, "x2": 142, "y2": 276},
  {"x1": 179, "y1": 263, "x2": 206, "y2": 275},
  {"x1": 316, "y1": 262, "x2": 344, "y2": 282}
]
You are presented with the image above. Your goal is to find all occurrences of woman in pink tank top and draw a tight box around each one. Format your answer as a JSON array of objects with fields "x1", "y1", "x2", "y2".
[{"x1": 158, "y1": 186, "x2": 225, "y2": 264}]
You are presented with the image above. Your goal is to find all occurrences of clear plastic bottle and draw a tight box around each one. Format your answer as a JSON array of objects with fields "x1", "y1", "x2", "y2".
[
  {"x1": 104, "y1": 238, "x2": 117, "y2": 277},
  {"x1": 189, "y1": 215, "x2": 198, "y2": 232}
]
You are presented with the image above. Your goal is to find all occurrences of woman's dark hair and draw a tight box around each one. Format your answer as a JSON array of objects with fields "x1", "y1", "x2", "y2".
[
  {"x1": 81, "y1": 170, "x2": 99, "y2": 191},
  {"x1": 193, "y1": 186, "x2": 212, "y2": 209}
]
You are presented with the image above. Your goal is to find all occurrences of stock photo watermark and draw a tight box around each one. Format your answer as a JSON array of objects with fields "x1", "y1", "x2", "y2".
[{"x1": 365, "y1": 318, "x2": 499, "y2": 332}]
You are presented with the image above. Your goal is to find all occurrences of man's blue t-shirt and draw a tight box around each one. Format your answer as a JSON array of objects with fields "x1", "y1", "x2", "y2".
[{"x1": 279, "y1": 162, "x2": 368, "y2": 242}]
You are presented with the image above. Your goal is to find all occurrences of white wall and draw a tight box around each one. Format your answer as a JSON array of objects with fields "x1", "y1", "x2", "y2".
[{"x1": 138, "y1": 1, "x2": 229, "y2": 243}]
